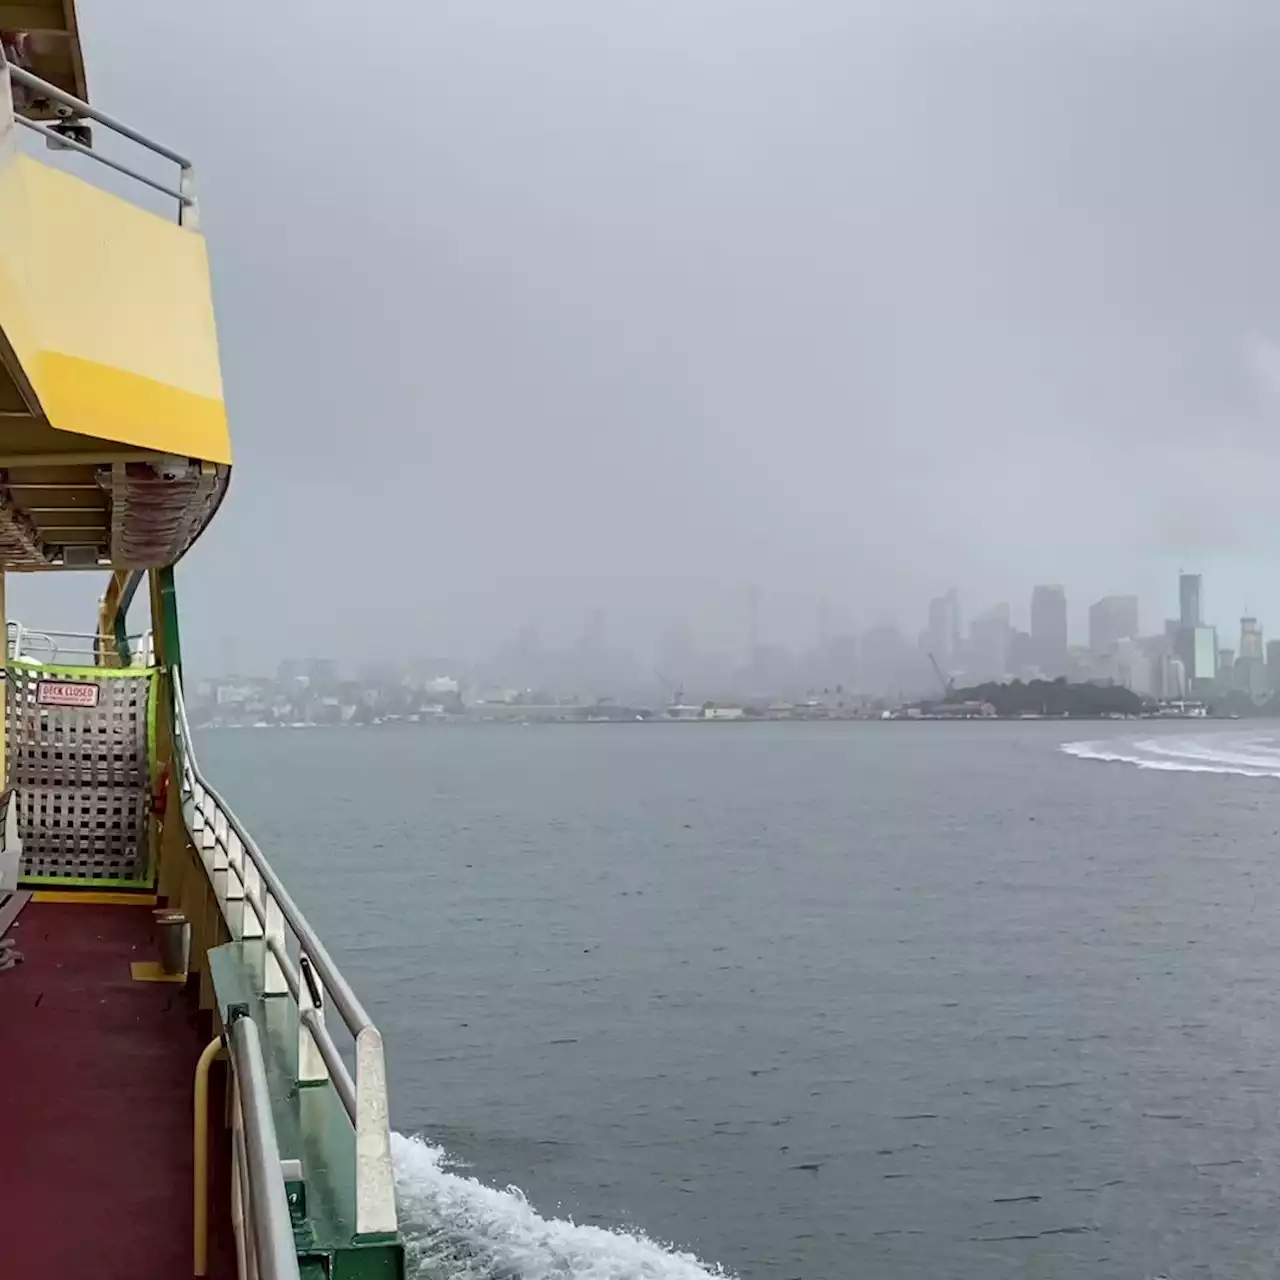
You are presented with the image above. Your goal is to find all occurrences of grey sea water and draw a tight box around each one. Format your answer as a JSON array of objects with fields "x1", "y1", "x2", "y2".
[{"x1": 200, "y1": 720, "x2": 1280, "y2": 1280}]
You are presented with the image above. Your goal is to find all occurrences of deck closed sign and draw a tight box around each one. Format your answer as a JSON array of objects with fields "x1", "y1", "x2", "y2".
[{"x1": 36, "y1": 680, "x2": 100, "y2": 708}]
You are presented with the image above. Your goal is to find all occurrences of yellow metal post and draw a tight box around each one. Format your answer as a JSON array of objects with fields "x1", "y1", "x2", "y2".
[
  {"x1": 97, "y1": 570, "x2": 125, "y2": 667},
  {"x1": 193, "y1": 1034, "x2": 227, "y2": 1277}
]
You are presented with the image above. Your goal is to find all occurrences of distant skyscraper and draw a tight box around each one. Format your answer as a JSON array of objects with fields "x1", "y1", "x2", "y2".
[
  {"x1": 969, "y1": 603, "x2": 1012, "y2": 681},
  {"x1": 1174, "y1": 572, "x2": 1214, "y2": 692},
  {"x1": 1239, "y1": 616, "x2": 1264, "y2": 660},
  {"x1": 1151, "y1": 653, "x2": 1186, "y2": 699},
  {"x1": 1008, "y1": 628, "x2": 1035, "y2": 673},
  {"x1": 1088, "y1": 595, "x2": 1140, "y2": 656},
  {"x1": 1176, "y1": 622, "x2": 1217, "y2": 692},
  {"x1": 1236, "y1": 616, "x2": 1267, "y2": 699},
  {"x1": 1030, "y1": 584, "x2": 1068, "y2": 674},
  {"x1": 1179, "y1": 573, "x2": 1203, "y2": 629},
  {"x1": 927, "y1": 596, "x2": 947, "y2": 658},
  {"x1": 1108, "y1": 637, "x2": 1154, "y2": 695},
  {"x1": 1218, "y1": 646, "x2": 1236, "y2": 690},
  {"x1": 1268, "y1": 639, "x2": 1280, "y2": 693},
  {"x1": 925, "y1": 588, "x2": 961, "y2": 665},
  {"x1": 860, "y1": 623, "x2": 907, "y2": 694},
  {"x1": 305, "y1": 657, "x2": 336, "y2": 688},
  {"x1": 1190, "y1": 627, "x2": 1217, "y2": 691}
]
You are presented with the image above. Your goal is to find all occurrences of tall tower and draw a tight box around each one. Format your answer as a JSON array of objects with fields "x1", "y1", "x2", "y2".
[
  {"x1": 1175, "y1": 573, "x2": 1215, "y2": 693},
  {"x1": 970, "y1": 603, "x2": 1012, "y2": 681},
  {"x1": 1088, "y1": 595, "x2": 1139, "y2": 655},
  {"x1": 1240, "y1": 615, "x2": 1264, "y2": 661},
  {"x1": 1030, "y1": 585, "x2": 1068, "y2": 674},
  {"x1": 926, "y1": 588, "x2": 962, "y2": 665},
  {"x1": 1179, "y1": 573, "x2": 1202, "y2": 629},
  {"x1": 926, "y1": 595, "x2": 951, "y2": 663}
]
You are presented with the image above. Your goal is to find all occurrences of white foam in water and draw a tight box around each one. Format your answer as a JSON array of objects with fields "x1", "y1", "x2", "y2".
[
  {"x1": 1061, "y1": 731, "x2": 1280, "y2": 778},
  {"x1": 392, "y1": 1133, "x2": 733, "y2": 1280}
]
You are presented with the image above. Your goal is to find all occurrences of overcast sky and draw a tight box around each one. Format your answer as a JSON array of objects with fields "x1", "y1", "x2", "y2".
[{"x1": 14, "y1": 0, "x2": 1280, "y2": 670}]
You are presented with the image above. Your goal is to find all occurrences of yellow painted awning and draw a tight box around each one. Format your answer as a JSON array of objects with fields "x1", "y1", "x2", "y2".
[
  {"x1": 0, "y1": 147, "x2": 231, "y2": 465},
  {"x1": 0, "y1": 53, "x2": 232, "y2": 570}
]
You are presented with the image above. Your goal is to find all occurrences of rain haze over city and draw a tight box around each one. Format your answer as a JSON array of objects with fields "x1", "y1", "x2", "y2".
[
  {"x1": 15, "y1": 7, "x2": 1280, "y2": 1280},
  {"x1": 14, "y1": 0, "x2": 1280, "y2": 701}
]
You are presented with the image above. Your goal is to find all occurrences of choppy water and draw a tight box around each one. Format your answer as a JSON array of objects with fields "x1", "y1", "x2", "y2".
[
  {"x1": 201, "y1": 720, "x2": 1280, "y2": 1279},
  {"x1": 1063, "y1": 728, "x2": 1280, "y2": 778}
]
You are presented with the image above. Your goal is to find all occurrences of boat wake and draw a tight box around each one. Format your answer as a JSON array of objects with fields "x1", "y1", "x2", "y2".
[
  {"x1": 392, "y1": 1133, "x2": 732, "y2": 1280},
  {"x1": 1061, "y1": 730, "x2": 1280, "y2": 778}
]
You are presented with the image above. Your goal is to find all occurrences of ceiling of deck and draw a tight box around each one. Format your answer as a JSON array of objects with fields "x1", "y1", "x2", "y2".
[
  {"x1": 0, "y1": 2, "x2": 87, "y2": 118},
  {"x1": 0, "y1": 352, "x2": 227, "y2": 570}
]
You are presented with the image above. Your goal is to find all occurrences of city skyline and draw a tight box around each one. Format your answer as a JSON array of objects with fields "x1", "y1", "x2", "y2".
[
  {"x1": 184, "y1": 565, "x2": 1276, "y2": 673},
  {"x1": 190, "y1": 566, "x2": 1280, "y2": 713},
  {"x1": 3, "y1": 2, "x2": 1280, "y2": 689}
]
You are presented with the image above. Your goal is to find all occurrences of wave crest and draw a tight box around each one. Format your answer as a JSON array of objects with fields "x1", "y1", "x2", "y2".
[
  {"x1": 1061, "y1": 731, "x2": 1280, "y2": 778},
  {"x1": 392, "y1": 1132, "x2": 732, "y2": 1280}
]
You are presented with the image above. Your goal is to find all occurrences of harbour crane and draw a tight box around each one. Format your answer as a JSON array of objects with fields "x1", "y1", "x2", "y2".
[
  {"x1": 928, "y1": 653, "x2": 954, "y2": 698},
  {"x1": 654, "y1": 667, "x2": 684, "y2": 705}
]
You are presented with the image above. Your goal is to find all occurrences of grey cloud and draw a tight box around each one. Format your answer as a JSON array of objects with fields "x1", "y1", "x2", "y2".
[{"x1": 12, "y1": 0, "x2": 1280, "y2": 665}]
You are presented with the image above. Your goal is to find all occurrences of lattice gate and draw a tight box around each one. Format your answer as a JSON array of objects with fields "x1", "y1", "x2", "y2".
[{"x1": 5, "y1": 665, "x2": 157, "y2": 887}]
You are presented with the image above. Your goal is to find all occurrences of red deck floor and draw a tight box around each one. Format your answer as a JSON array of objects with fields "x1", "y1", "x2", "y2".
[{"x1": 0, "y1": 901, "x2": 235, "y2": 1279}]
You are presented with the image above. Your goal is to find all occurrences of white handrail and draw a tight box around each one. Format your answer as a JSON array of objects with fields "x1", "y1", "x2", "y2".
[
  {"x1": 5, "y1": 623, "x2": 153, "y2": 667},
  {"x1": 172, "y1": 672, "x2": 398, "y2": 1237},
  {"x1": 228, "y1": 1016, "x2": 304, "y2": 1280},
  {"x1": 0, "y1": 43, "x2": 198, "y2": 226}
]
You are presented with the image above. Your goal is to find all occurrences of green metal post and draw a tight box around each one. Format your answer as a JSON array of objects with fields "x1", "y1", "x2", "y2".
[{"x1": 156, "y1": 564, "x2": 183, "y2": 679}]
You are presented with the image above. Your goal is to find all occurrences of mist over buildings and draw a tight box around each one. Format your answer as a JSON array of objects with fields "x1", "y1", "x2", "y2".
[{"x1": 12, "y1": 1, "x2": 1280, "y2": 676}]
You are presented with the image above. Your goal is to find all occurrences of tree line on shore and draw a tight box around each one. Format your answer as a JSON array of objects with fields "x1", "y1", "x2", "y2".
[{"x1": 946, "y1": 677, "x2": 1143, "y2": 717}]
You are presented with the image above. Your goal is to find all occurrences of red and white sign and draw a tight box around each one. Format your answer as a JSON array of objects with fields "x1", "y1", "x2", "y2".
[{"x1": 36, "y1": 680, "x2": 100, "y2": 708}]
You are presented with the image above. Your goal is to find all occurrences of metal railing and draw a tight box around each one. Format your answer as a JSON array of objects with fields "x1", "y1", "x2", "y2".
[
  {"x1": 0, "y1": 43, "x2": 198, "y2": 227},
  {"x1": 172, "y1": 673, "x2": 398, "y2": 1238},
  {"x1": 6, "y1": 623, "x2": 154, "y2": 668},
  {"x1": 227, "y1": 1016, "x2": 304, "y2": 1280}
]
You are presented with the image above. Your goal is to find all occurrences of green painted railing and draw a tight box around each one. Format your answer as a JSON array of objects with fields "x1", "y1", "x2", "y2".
[{"x1": 172, "y1": 673, "x2": 404, "y2": 1279}]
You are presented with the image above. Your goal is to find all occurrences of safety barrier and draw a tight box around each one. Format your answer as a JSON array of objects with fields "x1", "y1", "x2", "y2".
[
  {"x1": 0, "y1": 41, "x2": 197, "y2": 226},
  {"x1": 6, "y1": 623, "x2": 155, "y2": 668},
  {"x1": 227, "y1": 1016, "x2": 305, "y2": 1280},
  {"x1": 5, "y1": 662, "x2": 157, "y2": 886},
  {"x1": 171, "y1": 673, "x2": 398, "y2": 1239}
]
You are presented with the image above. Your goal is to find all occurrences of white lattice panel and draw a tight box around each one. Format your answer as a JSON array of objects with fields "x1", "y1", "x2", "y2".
[{"x1": 5, "y1": 666, "x2": 155, "y2": 884}]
